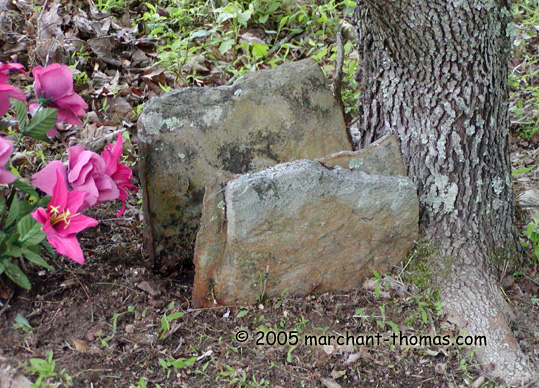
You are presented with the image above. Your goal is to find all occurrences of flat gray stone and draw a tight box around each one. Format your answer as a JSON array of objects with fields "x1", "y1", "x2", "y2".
[
  {"x1": 192, "y1": 159, "x2": 419, "y2": 307},
  {"x1": 317, "y1": 134, "x2": 406, "y2": 176},
  {"x1": 138, "y1": 59, "x2": 351, "y2": 265}
]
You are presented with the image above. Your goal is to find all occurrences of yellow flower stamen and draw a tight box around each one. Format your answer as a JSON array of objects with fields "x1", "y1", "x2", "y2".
[{"x1": 49, "y1": 208, "x2": 80, "y2": 229}]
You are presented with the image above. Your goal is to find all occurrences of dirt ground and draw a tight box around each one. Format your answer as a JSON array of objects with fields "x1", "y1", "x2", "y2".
[{"x1": 0, "y1": 191, "x2": 538, "y2": 387}]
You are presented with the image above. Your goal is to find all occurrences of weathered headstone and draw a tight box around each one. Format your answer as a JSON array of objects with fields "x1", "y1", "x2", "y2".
[
  {"x1": 192, "y1": 157, "x2": 419, "y2": 307},
  {"x1": 138, "y1": 59, "x2": 351, "y2": 265}
]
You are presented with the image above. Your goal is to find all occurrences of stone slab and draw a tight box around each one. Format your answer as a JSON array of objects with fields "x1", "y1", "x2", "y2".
[
  {"x1": 192, "y1": 159, "x2": 419, "y2": 307},
  {"x1": 138, "y1": 59, "x2": 351, "y2": 265},
  {"x1": 317, "y1": 134, "x2": 406, "y2": 176}
]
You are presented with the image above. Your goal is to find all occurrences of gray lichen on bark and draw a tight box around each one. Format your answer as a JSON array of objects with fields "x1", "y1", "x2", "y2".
[{"x1": 353, "y1": 0, "x2": 538, "y2": 384}]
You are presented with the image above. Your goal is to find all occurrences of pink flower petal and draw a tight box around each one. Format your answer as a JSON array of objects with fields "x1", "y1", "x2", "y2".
[
  {"x1": 94, "y1": 175, "x2": 119, "y2": 203},
  {"x1": 49, "y1": 169, "x2": 69, "y2": 212},
  {"x1": 55, "y1": 93, "x2": 88, "y2": 115},
  {"x1": 0, "y1": 170, "x2": 16, "y2": 184},
  {"x1": 32, "y1": 161, "x2": 67, "y2": 196},
  {"x1": 64, "y1": 189, "x2": 89, "y2": 214},
  {"x1": 0, "y1": 137, "x2": 14, "y2": 167},
  {"x1": 74, "y1": 179, "x2": 100, "y2": 208},
  {"x1": 103, "y1": 133, "x2": 123, "y2": 175},
  {"x1": 0, "y1": 62, "x2": 25, "y2": 76},
  {"x1": 0, "y1": 136, "x2": 17, "y2": 184},
  {"x1": 31, "y1": 207, "x2": 49, "y2": 226},
  {"x1": 61, "y1": 214, "x2": 98, "y2": 235},
  {"x1": 32, "y1": 64, "x2": 73, "y2": 101},
  {"x1": 46, "y1": 233, "x2": 85, "y2": 264},
  {"x1": 0, "y1": 82, "x2": 26, "y2": 117}
]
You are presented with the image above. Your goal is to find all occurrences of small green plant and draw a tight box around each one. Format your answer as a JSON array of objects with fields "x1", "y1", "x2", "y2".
[
  {"x1": 158, "y1": 301, "x2": 185, "y2": 341},
  {"x1": 372, "y1": 269, "x2": 382, "y2": 298},
  {"x1": 522, "y1": 214, "x2": 539, "y2": 262},
  {"x1": 13, "y1": 313, "x2": 33, "y2": 332},
  {"x1": 98, "y1": 306, "x2": 135, "y2": 346},
  {"x1": 294, "y1": 316, "x2": 308, "y2": 332},
  {"x1": 95, "y1": 0, "x2": 124, "y2": 12},
  {"x1": 273, "y1": 287, "x2": 289, "y2": 309},
  {"x1": 158, "y1": 356, "x2": 197, "y2": 378},
  {"x1": 24, "y1": 351, "x2": 73, "y2": 387},
  {"x1": 130, "y1": 377, "x2": 160, "y2": 388},
  {"x1": 236, "y1": 306, "x2": 250, "y2": 318}
]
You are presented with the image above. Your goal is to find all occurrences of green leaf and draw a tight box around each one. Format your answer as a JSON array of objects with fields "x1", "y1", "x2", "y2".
[
  {"x1": 512, "y1": 166, "x2": 535, "y2": 175},
  {"x1": 0, "y1": 196, "x2": 6, "y2": 215},
  {"x1": 5, "y1": 233, "x2": 22, "y2": 257},
  {"x1": 218, "y1": 38, "x2": 235, "y2": 55},
  {"x1": 11, "y1": 99, "x2": 28, "y2": 129},
  {"x1": 169, "y1": 357, "x2": 197, "y2": 369},
  {"x1": 17, "y1": 214, "x2": 45, "y2": 246},
  {"x1": 237, "y1": 10, "x2": 252, "y2": 27},
  {"x1": 5, "y1": 195, "x2": 21, "y2": 228},
  {"x1": 251, "y1": 42, "x2": 268, "y2": 59},
  {"x1": 14, "y1": 313, "x2": 32, "y2": 329},
  {"x1": 526, "y1": 223, "x2": 537, "y2": 237},
  {"x1": 0, "y1": 258, "x2": 8, "y2": 275},
  {"x1": 311, "y1": 46, "x2": 328, "y2": 61},
  {"x1": 22, "y1": 248, "x2": 51, "y2": 269},
  {"x1": 40, "y1": 240, "x2": 57, "y2": 259},
  {"x1": 167, "y1": 311, "x2": 185, "y2": 321},
  {"x1": 190, "y1": 29, "x2": 211, "y2": 39},
  {"x1": 36, "y1": 195, "x2": 51, "y2": 209},
  {"x1": 11, "y1": 180, "x2": 39, "y2": 199},
  {"x1": 279, "y1": 15, "x2": 289, "y2": 29},
  {"x1": 5, "y1": 263, "x2": 31, "y2": 289},
  {"x1": 23, "y1": 107, "x2": 57, "y2": 142}
]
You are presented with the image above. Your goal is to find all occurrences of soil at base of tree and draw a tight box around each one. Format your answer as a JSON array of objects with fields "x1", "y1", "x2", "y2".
[{"x1": 0, "y1": 201, "x2": 537, "y2": 388}]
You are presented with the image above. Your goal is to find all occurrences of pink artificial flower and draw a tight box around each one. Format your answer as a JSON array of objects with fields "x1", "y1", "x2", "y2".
[
  {"x1": 31, "y1": 169, "x2": 98, "y2": 264},
  {"x1": 32, "y1": 146, "x2": 119, "y2": 210},
  {"x1": 68, "y1": 145, "x2": 119, "y2": 208},
  {"x1": 0, "y1": 137, "x2": 16, "y2": 184},
  {"x1": 0, "y1": 61, "x2": 25, "y2": 83},
  {"x1": 0, "y1": 80, "x2": 26, "y2": 117},
  {"x1": 32, "y1": 64, "x2": 88, "y2": 126},
  {"x1": 102, "y1": 133, "x2": 137, "y2": 216}
]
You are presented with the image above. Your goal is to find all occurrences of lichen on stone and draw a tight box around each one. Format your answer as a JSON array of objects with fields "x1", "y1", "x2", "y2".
[{"x1": 348, "y1": 158, "x2": 364, "y2": 169}]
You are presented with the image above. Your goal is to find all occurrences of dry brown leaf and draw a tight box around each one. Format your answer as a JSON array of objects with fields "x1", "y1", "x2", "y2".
[
  {"x1": 362, "y1": 279, "x2": 377, "y2": 290},
  {"x1": 38, "y1": 1, "x2": 63, "y2": 41},
  {"x1": 107, "y1": 96, "x2": 134, "y2": 122},
  {"x1": 137, "y1": 281, "x2": 158, "y2": 296},
  {"x1": 472, "y1": 376, "x2": 485, "y2": 388},
  {"x1": 329, "y1": 370, "x2": 346, "y2": 380},
  {"x1": 72, "y1": 338, "x2": 89, "y2": 353},
  {"x1": 125, "y1": 324, "x2": 135, "y2": 334},
  {"x1": 322, "y1": 345, "x2": 335, "y2": 355},
  {"x1": 320, "y1": 377, "x2": 342, "y2": 388},
  {"x1": 343, "y1": 352, "x2": 362, "y2": 364},
  {"x1": 240, "y1": 32, "x2": 266, "y2": 45},
  {"x1": 434, "y1": 362, "x2": 447, "y2": 374},
  {"x1": 86, "y1": 327, "x2": 104, "y2": 341}
]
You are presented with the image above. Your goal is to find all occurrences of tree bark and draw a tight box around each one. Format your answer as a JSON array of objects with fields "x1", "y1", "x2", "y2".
[{"x1": 353, "y1": 0, "x2": 538, "y2": 385}]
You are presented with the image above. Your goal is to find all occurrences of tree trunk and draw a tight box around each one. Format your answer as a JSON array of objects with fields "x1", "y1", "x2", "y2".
[{"x1": 353, "y1": 0, "x2": 537, "y2": 385}]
